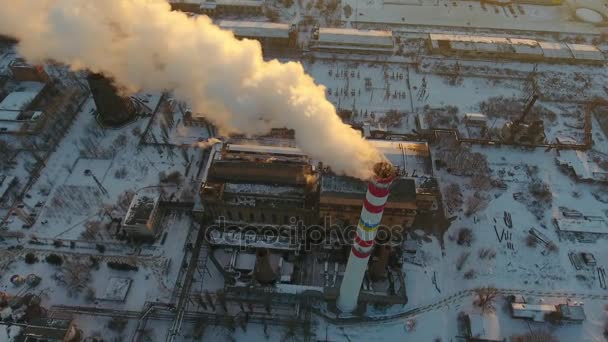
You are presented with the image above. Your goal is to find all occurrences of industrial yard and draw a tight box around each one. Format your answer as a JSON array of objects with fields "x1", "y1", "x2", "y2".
[{"x1": 0, "y1": 0, "x2": 608, "y2": 341}]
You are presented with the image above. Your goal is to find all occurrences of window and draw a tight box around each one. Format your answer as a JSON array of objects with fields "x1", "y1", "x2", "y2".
[
  {"x1": 227, "y1": 211, "x2": 233, "y2": 220},
  {"x1": 238, "y1": 211, "x2": 243, "y2": 221},
  {"x1": 284, "y1": 216, "x2": 289, "y2": 224},
  {"x1": 249, "y1": 213, "x2": 254, "y2": 221},
  {"x1": 261, "y1": 213, "x2": 266, "y2": 222},
  {"x1": 272, "y1": 214, "x2": 277, "y2": 224}
]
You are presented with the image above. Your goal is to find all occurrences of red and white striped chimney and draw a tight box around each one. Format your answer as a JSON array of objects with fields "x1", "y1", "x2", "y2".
[{"x1": 337, "y1": 162, "x2": 395, "y2": 313}]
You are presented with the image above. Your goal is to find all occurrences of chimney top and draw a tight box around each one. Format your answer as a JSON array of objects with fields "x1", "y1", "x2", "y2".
[{"x1": 373, "y1": 161, "x2": 395, "y2": 181}]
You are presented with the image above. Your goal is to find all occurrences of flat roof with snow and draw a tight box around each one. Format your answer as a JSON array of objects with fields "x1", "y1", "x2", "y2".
[
  {"x1": 102, "y1": 277, "x2": 132, "y2": 301},
  {"x1": 123, "y1": 194, "x2": 160, "y2": 226},
  {"x1": 511, "y1": 303, "x2": 557, "y2": 321},
  {"x1": 219, "y1": 20, "x2": 291, "y2": 39},
  {"x1": 316, "y1": 28, "x2": 394, "y2": 48},
  {"x1": 538, "y1": 42, "x2": 573, "y2": 59},
  {"x1": 0, "y1": 82, "x2": 45, "y2": 111},
  {"x1": 226, "y1": 143, "x2": 307, "y2": 156},
  {"x1": 568, "y1": 43, "x2": 605, "y2": 61}
]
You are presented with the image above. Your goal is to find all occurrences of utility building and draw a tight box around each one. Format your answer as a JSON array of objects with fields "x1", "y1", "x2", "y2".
[
  {"x1": 311, "y1": 27, "x2": 395, "y2": 54},
  {"x1": 218, "y1": 20, "x2": 298, "y2": 50}
]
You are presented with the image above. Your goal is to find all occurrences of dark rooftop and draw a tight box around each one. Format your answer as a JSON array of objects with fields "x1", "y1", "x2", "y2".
[
  {"x1": 208, "y1": 160, "x2": 312, "y2": 186},
  {"x1": 321, "y1": 175, "x2": 416, "y2": 202}
]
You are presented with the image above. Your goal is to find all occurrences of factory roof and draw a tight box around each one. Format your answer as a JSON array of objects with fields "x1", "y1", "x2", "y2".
[
  {"x1": 0, "y1": 82, "x2": 45, "y2": 111},
  {"x1": 208, "y1": 160, "x2": 312, "y2": 186},
  {"x1": 316, "y1": 28, "x2": 394, "y2": 47},
  {"x1": 219, "y1": 20, "x2": 291, "y2": 39},
  {"x1": 370, "y1": 140, "x2": 432, "y2": 177}
]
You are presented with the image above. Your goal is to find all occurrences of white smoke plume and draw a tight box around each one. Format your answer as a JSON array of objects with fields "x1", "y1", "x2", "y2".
[{"x1": 0, "y1": 0, "x2": 383, "y2": 179}]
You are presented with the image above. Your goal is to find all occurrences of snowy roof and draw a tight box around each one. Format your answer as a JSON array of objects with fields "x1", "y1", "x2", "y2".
[
  {"x1": 0, "y1": 175, "x2": 15, "y2": 199},
  {"x1": 557, "y1": 304, "x2": 586, "y2": 321},
  {"x1": 226, "y1": 143, "x2": 306, "y2": 156},
  {"x1": 555, "y1": 151, "x2": 608, "y2": 183},
  {"x1": 511, "y1": 303, "x2": 556, "y2": 321},
  {"x1": 464, "y1": 113, "x2": 488, "y2": 121},
  {"x1": 430, "y1": 33, "x2": 510, "y2": 44},
  {"x1": 201, "y1": 0, "x2": 264, "y2": 8},
  {"x1": 316, "y1": 28, "x2": 394, "y2": 48},
  {"x1": 469, "y1": 313, "x2": 501, "y2": 341},
  {"x1": 509, "y1": 38, "x2": 543, "y2": 55},
  {"x1": 538, "y1": 42, "x2": 573, "y2": 59},
  {"x1": 102, "y1": 277, "x2": 132, "y2": 301},
  {"x1": 235, "y1": 252, "x2": 256, "y2": 271},
  {"x1": 0, "y1": 110, "x2": 20, "y2": 121},
  {"x1": 123, "y1": 194, "x2": 159, "y2": 226},
  {"x1": 554, "y1": 213, "x2": 608, "y2": 235},
  {"x1": 0, "y1": 82, "x2": 45, "y2": 111},
  {"x1": 370, "y1": 140, "x2": 432, "y2": 177},
  {"x1": 0, "y1": 110, "x2": 43, "y2": 122},
  {"x1": 567, "y1": 43, "x2": 605, "y2": 61},
  {"x1": 219, "y1": 20, "x2": 291, "y2": 39},
  {"x1": 320, "y1": 175, "x2": 417, "y2": 201},
  {"x1": 223, "y1": 182, "x2": 305, "y2": 197}
]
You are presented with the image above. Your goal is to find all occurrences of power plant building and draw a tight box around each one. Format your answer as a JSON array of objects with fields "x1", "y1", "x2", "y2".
[
  {"x1": 197, "y1": 140, "x2": 436, "y2": 311},
  {"x1": 200, "y1": 140, "x2": 438, "y2": 230},
  {"x1": 201, "y1": 143, "x2": 318, "y2": 227}
]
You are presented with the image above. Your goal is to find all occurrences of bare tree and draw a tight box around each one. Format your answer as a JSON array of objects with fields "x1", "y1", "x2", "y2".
[{"x1": 473, "y1": 286, "x2": 499, "y2": 314}]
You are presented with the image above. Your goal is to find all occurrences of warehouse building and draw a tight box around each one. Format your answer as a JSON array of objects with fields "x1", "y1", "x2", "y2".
[
  {"x1": 218, "y1": 20, "x2": 297, "y2": 49},
  {"x1": 310, "y1": 27, "x2": 395, "y2": 54},
  {"x1": 200, "y1": 0, "x2": 265, "y2": 16},
  {"x1": 428, "y1": 33, "x2": 605, "y2": 64}
]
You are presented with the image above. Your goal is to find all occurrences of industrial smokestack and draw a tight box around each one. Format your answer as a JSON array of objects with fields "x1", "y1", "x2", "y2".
[
  {"x1": 87, "y1": 73, "x2": 136, "y2": 127},
  {"x1": 254, "y1": 248, "x2": 277, "y2": 285},
  {"x1": 337, "y1": 162, "x2": 395, "y2": 313},
  {"x1": 0, "y1": 0, "x2": 382, "y2": 180},
  {"x1": 369, "y1": 245, "x2": 391, "y2": 282}
]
